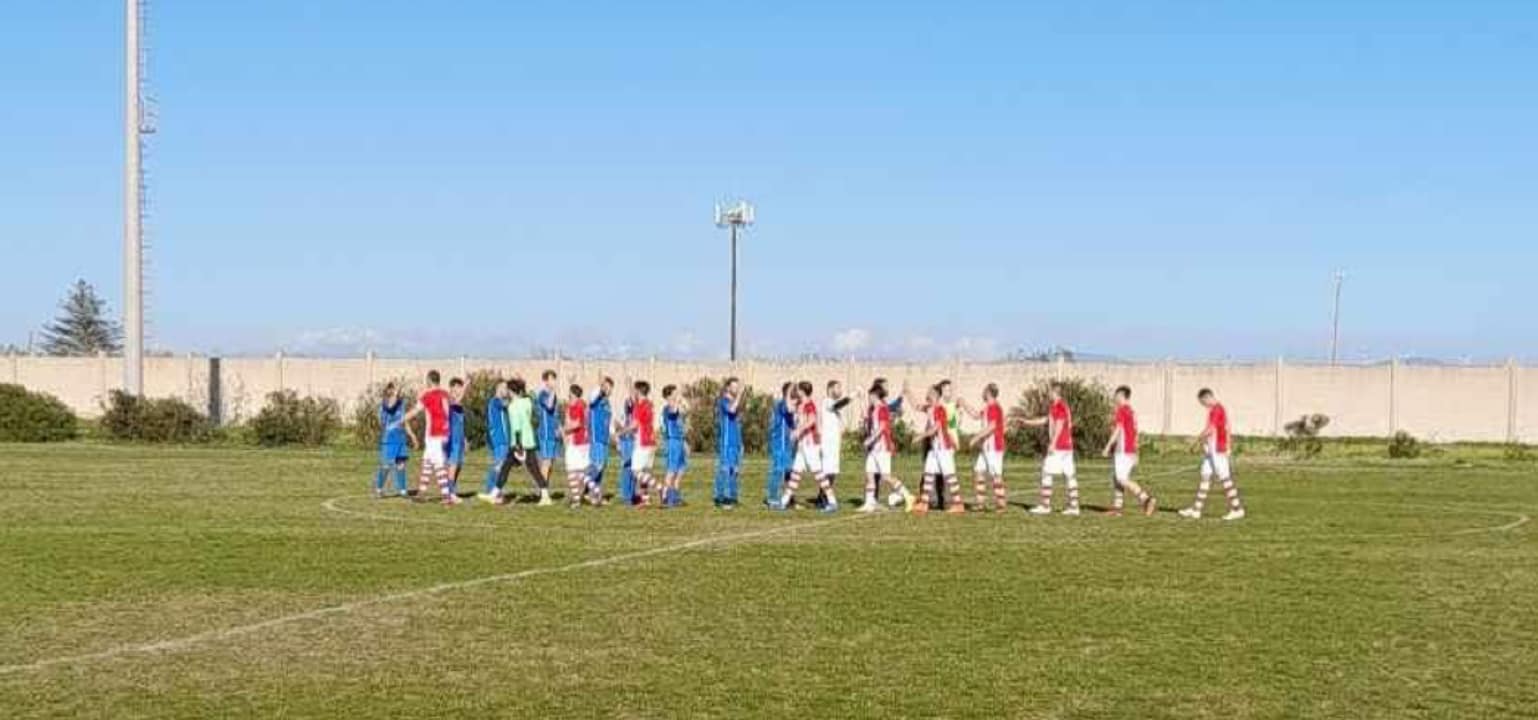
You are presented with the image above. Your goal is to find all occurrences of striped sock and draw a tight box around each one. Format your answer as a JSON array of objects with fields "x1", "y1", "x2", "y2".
[
  {"x1": 782, "y1": 475, "x2": 801, "y2": 505},
  {"x1": 1222, "y1": 478, "x2": 1241, "y2": 510},
  {"x1": 1039, "y1": 476, "x2": 1054, "y2": 508},
  {"x1": 1111, "y1": 486, "x2": 1125, "y2": 510},
  {"x1": 1065, "y1": 476, "x2": 1079, "y2": 510},
  {"x1": 919, "y1": 475, "x2": 936, "y2": 507},
  {"x1": 944, "y1": 476, "x2": 962, "y2": 508},
  {"x1": 991, "y1": 477, "x2": 1008, "y2": 509},
  {"x1": 974, "y1": 474, "x2": 989, "y2": 508},
  {"x1": 1193, "y1": 477, "x2": 1212, "y2": 512}
]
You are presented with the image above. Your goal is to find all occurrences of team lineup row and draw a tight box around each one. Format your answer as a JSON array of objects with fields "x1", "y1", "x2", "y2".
[{"x1": 370, "y1": 370, "x2": 1247, "y2": 520}]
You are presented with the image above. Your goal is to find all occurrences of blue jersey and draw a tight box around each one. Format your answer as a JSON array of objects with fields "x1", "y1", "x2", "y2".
[
  {"x1": 486, "y1": 396, "x2": 510, "y2": 449},
  {"x1": 379, "y1": 400, "x2": 407, "y2": 446},
  {"x1": 771, "y1": 399, "x2": 795, "y2": 458},
  {"x1": 618, "y1": 399, "x2": 635, "y2": 456},
  {"x1": 663, "y1": 405, "x2": 686, "y2": 446},
  {"x1": 536, "y1": 388, "x2": 561, "y2": 453},
  {"x1": 589, "y1": 394, "x2": 612, "y2": 447},
  {"x1": 447, "y1": 404, "x2": 466, "y2": 462},
  {"x1": 716, "y1": 395, "x2": 741, "y2": 459}
]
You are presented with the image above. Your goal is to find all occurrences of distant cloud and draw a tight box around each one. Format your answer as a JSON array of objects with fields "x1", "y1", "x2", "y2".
[{"x1": 832, "y1": 327, "x2": 872, "y2": 354}]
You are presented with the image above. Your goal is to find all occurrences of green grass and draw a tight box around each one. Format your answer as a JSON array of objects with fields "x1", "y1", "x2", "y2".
[{"x1": 2, "y1": 443, "x2": 1536, "y2": 719}]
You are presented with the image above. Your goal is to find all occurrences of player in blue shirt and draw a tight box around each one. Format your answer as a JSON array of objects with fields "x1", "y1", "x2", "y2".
[
  {"x1": 479, "y1": 379, "x2": 513, "y2": 503},
  {"x1": 661, "y1": 384, "x2": 688, "y2": 508},
  {"x1": 373, "y1": 382, "x2": 410, "y2": 498},
  {"x1": 617, "y1": 393, "x2": 637, "y2": 505},
  {"x1": 535, "y1": 369, "x2": 561, "y2": 507},
  {"x1": 713, "y1": 377, "x2": 744, "y2": 508},
  {"x1": 586, "y1": 377, "x2": 615, "y2": 504},
  {"x1": 765, "y1": 382, "x2": 795, "y2": 507},
  {"x1": 444, "y1": 378, "x2": 467, "y2": 500}
]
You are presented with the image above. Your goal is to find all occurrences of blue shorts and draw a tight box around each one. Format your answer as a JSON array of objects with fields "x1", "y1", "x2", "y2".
[
  {"x1": 538, "y1": 435, "x2": 560, "y2": 460},
  {"x1": 666, "y1": 442, "x2": 688, "y2": 473},
  {"x1": 378, "y1": 441, "x2": 408, "y2": 467},
  {"x1": 591, "y1": 441, "x2": 609, "y2": 466},
  {"x1": 446, "y1": 439, "x2": 466, "y2": 466}
]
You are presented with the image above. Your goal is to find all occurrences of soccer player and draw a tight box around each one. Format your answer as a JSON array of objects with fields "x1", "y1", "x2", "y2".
[
  {"x1": 586, "y1": 377, "x2": 615, "y2": 504},
  {"x1": 713, "y1": 377, "x2": 744, "y2": 508},
  {"x1": 764, "y1": 382, "x2": 795, "y2": 507},
  {"x1": 444, "y1": 378, "x2": 467, "y2": 499},
  {"x1": 479, "y1": 379, "x2": 513, "y2": 504},
  {"x1": 494, "y1": 377, "x2": 550, "y2": 505},
  {"x1": 373, "y1": 382, "x2": 410, "y2": 499},
  {"x1": 969, "y1": 383, "x2": 1009, "y2": 513},
  {"x1": 616, "y1": 389, "x2": 637, "y2": 506},
  {"x1": 562, "y1": 384, "x2": 592, "y2": 509},
  {"x1": 1023, "y1": 382, "x2": 1080, "y2": 516},
  {"x1": 773, "y1": 381, "x2": 837, "y2": 512},
  {"x1": 397, "y1": 370, "x2": 460, "y2": 506},
  {"x1": 535, "y1": 369, "x2": 561, "y2": 503},
  {"x1": 913, "y1": 385, "x2": 964, "y2": 515},
  {"x1": 815, "y1": 381, "x2": 852, "y2": 509},
  {"x1": 627, "y1": 381, "x2": 659, "y2": 507},
  {"x1": 1180, "y1": 388, "x2": 1246, "y2": 521},
  {"x1": 860, "y1": 383, "x2": 915, "y2": 513},
  {"x1": 660, "y1": 385, "x2": 688, "y2": 508},
  {"x1": 1101, "y1": 385, "x2": 1157, "y2": 517}
]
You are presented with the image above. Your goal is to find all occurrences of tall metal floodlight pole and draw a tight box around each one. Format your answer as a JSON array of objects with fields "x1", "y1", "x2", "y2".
[
  {"x1": 1329, "y1": 270, "x2": 1345, "y2": 366},
  {"x1": 714, "y1": 200, "x2": 755, "y2": 362},
  {"x1": 124, "y1": 0, "x2": 146, "y2": 394}
]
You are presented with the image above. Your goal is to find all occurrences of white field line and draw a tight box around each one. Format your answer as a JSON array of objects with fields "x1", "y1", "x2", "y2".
[{"x1": 0, "y1": 512, "x2": 866, "y2": 676}]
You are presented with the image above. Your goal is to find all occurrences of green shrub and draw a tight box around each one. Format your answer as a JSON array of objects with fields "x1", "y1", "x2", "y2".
[
  {"x1": 456, "y1": 371, "x2": 503, "y2": 452},
  {"x1": 1007, "y1": 378, "x2": 1114, "y2": 457},
  {"x1": 249, "y1": 390, "x2": 341, "y2": 447},
  {"x1": 100, "y1": 390, "x2": 214, "y2": 443},
  {"x1": 0, "y1": 384, "x2": 78, "y2": 442},
  {"x1": 1280, "y1": 414, "x2": 1330, "y2": 458},
  {"x1": 1387, "y1": 431, "x2": 1422, "y2": 459},
  {"x1": 1504, "y1": 443, "x2": 1534, "y2": 462}
]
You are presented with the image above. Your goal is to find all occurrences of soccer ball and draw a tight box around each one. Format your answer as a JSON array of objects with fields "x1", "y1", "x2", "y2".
[{"x1": 887, "y1": 491, "x2": 904, "y2": 508}]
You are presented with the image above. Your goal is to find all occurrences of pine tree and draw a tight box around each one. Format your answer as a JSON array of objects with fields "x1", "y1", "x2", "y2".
[{"x1": 38, "y1": 280, "x2": 123, "y2": 356}]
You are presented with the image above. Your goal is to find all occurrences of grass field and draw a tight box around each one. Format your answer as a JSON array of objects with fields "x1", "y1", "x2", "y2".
[{"x1": 2, "y1": 443, "x2": 1536, "y2": 719}]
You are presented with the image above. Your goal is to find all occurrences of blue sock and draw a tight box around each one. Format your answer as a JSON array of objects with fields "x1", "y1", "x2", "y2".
[
  {"x1": 393, "y1": 468, "x2": 407, "y2": 493},
  {"x1": 726, "y1": 465, "x2": 739, "y2": 502},
  {"x1": 619, "y1": 461, "x2": 635, "y2": 503},
  {"x1": 374, "y1": 468, "x2": 387, "y2": 491},
  {"x1": 484, "y1": 465, "x2": 498, "y2": 494}
]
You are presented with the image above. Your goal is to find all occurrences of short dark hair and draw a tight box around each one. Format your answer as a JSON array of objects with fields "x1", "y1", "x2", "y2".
[
  {"x1": 1197, "y1": 388, "x2": 1214, "y2": 400},
  {"x1": 871, "y1": 385, "x2": 888, "y2": 400},
  {"x1": 509, "y1": 378, "x2": 527, "y2": 394},
  {"x1": 724, "y1": 376, "x2": 739, "y2": 386},
  {"x1": 781, "y1": 381, "x2": 793, "y2": 395},
  {"x1": 1115, "y1": 385, "x2": 1132, "y2": 399},
  {"x1": 449, "y1": 377, "x2": 464, "y2": 389},
  {"x1": 798, "y1": 381, "x2": 814, "y2": 396},
  {"x1": 601, "y1": 376, "x2": 614, "y2": 387},
  {"x1": 662, "y1": 384, "x2": 677, "y2": 399},
  {"x1": 570, "y1": 384, "x2": 583, "y2": 398},
  {"x1": 984, "y1": 383, "x2": 999, "y2": 399},
  {"x1": 827, "y1": 380, "x2": 840, "y2": 392},
  {"x1": 426, "y1": 370, "x2": 441, "y2": 385},
  {"x1": 383, "y1": 382, "x2": 397, "y2": 393},
  {"x1": 938, "y1": 379, "x2": 952, "y2": 390},
  {"x1": 635, "y1": 380, "x2": 651, "y2": 396},
  {"x1": 541, "y1": 369, "x2": 557, "y2": 381},
  {"x1": 873, "y1": 377, "x2": 888, "y2": 388}
]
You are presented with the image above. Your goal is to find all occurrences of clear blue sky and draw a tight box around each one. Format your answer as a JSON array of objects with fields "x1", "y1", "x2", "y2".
[{"x1": 3, "y1": 1, "x2": 1535, "y2": 361}]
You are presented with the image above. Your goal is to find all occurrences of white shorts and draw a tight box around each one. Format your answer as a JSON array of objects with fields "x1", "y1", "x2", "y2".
[
  {"x1": 865, "y1": 450, "x2": 893, "y2": 476},
  {"x1": 793, "y1": 443, "x2": 824, "y2": 475},
  {"x1": 422, "y1": 435, "x2": 447, "y2": 467},
  {"x1": 974, "y1": 450, "x2": 1005, "y2": 476},
  {"x1": 564, "y1": 444, "x2": 591, "y2": 473},
  {"x1": 1113, "y1": 453, "x2": 1138, "y2": 484},
  {"x1": 924, "y1": 448, "x2": 957, "y2": 477},
  {"x1": 821, "y1": 444, "x2": 842, "y2": 476},
  {"x1": 1201, "y1": 452, "x2": 1232, "y2": 480},
  {"x1": 631, "y1": 447, "x2": 656, "y2": 472},
  {"x1": 1042, "y1": 450, "x2": 1076, "y2": 477}
]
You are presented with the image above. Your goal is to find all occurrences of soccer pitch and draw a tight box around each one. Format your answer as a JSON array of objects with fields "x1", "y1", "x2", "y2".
[{"x1": 2, "y1": 445, "x2": 1535, "y2": 718}]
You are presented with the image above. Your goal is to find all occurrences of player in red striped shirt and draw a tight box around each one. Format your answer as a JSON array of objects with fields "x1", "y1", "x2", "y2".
[
  {"x1": 1022, "y1": 383, "x2": 1080, "y2": 516},
  {"x1": 913, "y1": 385, "x2": 965, "y2": 515},
  {"x1": 968, "y1": 384, "x2": 1009, "y2": 513},
  {"x1": 625, "y1": 381, "x2": 659, "y2": 508},
  {"x1": 562, "y1": 384, "x2": 593, "y2": 509},
  {"x1": 397, "y1": 369, "x2": 461, "y2": 506},
  {"x1": 774, "y1": 381, "x2": 838, "y2": 512},
  {"x1": 1180, "y1": 388, "x2": 1246, "y2": 520},
  {"x1": 1100, "y1": 385, "x2": 1156, "y2": 516},
  {"x1": 859, "y1": 383, "x2": 915, "y2": 513}
]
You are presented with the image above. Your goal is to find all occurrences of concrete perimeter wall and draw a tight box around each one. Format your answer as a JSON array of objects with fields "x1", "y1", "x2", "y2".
[{"x1": 5, "y1": 354, "x2": 1532, "y2": 443}]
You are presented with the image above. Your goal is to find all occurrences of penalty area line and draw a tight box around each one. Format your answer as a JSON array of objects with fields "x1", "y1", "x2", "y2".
[{"x1": 0, "y1": 513, "x2": 868, "y2": 677}]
